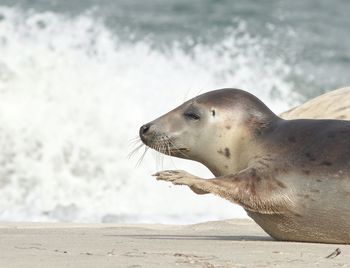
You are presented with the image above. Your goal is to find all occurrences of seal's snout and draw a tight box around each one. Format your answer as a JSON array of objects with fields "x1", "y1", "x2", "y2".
[
  {"x1": 139, "y1": 123, "x2": 153, "y2": 143},
  {"x1": 140, "y1": 123, "x2": 151, "y2": 135}
]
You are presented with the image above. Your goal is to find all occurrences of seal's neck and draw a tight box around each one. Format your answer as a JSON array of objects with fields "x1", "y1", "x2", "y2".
[
  {"x1": 199, "y1": 127, "x2": 261, "y2": 177},
  {"x1": 200, "y1": 114, "x2": 280, "y2": 177}
]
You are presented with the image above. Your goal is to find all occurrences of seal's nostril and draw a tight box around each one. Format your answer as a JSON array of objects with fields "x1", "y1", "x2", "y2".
[{"x1": 140, "y1": 123, "x2": 152, "y2": 136}]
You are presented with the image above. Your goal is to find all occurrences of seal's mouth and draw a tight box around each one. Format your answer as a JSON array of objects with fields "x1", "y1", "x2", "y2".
[
  {"x1": 167, "y1": 147, "x2": 190, "y2": 154},
  {"x1": 145, "y1": 138, "x2": 190, "y2": 156},
  {"x1": 140, "y1": 133, "x2": 189, "y2": 156},
  {"x1": 138, "y1": 123, "x2": 190, "y2": 158}
]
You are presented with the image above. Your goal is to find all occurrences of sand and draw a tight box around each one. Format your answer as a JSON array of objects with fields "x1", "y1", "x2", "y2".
[{"x1": 0, "y1": 219, "x2": 348, "y2": 268}]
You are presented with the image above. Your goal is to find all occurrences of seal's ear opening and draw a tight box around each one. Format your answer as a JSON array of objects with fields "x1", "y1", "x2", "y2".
[{"x1": 212, "y1": 110, "x2": 216, "y2": 117}]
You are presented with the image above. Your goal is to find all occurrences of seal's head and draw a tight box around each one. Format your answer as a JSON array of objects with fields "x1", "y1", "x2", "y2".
[{"x1": 140, "y1": 88, "x2": 279, "y2": 175}]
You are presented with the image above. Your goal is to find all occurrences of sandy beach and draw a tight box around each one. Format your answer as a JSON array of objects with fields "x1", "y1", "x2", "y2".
[{"x1": 0, "y1": 219, "x2": 348, "y2": 268}]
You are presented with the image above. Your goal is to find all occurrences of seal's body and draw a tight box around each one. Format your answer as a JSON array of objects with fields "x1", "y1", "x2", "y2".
[
  {"x1": 140, "y1": 88, "x2": 350, "y2": 243},
  {"x1": 281, "y1": 87, "x2": 350, "y2": 120},
  {"x1": 246, "y1": 119, "x2": 350, "y2": 243}
]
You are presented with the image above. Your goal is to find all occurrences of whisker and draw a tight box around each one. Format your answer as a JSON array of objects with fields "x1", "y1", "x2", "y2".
[
  {"x1": 130, "y1": 140, "x2": 142, "y2": 146},
  {"x1": 135, "y1": 134, "x2": 190, "y2": 169},
  {"x1": 168, "y1": 147, "x2": 178, "y2": 169},
  {"x1": 166, "y1": 140, "x2": 171, "y2": 156},
  {"x1": 168, "y1": 139, "x2": 190, "y2": 158},
  {"x1": 129, "y1": 140, "x2": 142, "y2": 147},
  {"x1": 158, "y1": 140, "x2": 165, "y2": 169},
  {"x1": 136, "y1": 146, "x2": 149, "y2": 167},
  {"x1": 128, "y1": 143, "x2": 144, "y2": 159},
  {"x1": 160, "y1": 139, "x2": 166, "y2": 169},
  {"x1": 129, "y1": 136, "x2": 141, "y2": 142},
  {"x1": 155, "y1": 140, "x2": 162, "y2": 170},
  {"x1": 155, "y1": 143, "x2": 161, "y2": 169}
]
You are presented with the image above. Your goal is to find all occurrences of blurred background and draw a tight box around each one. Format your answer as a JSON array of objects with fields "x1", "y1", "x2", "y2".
[{"x1": 0, "y1": 0, "x2": 349, "y2": 223}]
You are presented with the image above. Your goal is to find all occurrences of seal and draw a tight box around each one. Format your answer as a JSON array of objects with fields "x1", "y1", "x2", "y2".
[
  {"x1": 281, "y1": 87, "x2": 350, "y2": 120},
  {"x1": 139, "y1": 88, "x2": 350, "y2": 244}
]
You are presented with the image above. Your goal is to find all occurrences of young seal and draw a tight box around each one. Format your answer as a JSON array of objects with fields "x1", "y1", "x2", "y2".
[{"x1": 139, "y1": 88, "x2": 350, "y2": 244}]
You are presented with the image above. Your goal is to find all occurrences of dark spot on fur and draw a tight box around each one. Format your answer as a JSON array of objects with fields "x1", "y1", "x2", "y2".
[
  {"x1": 224, "y1": 148, "x2": 231, "y2": 159},
  {"x1": 302, "y1": 170, "x2": 311, "y2": 175},
  {"x1": 305, "y1": 152, "x2": 316, "y2": 162},
  {"x1": 249, "y1": 169, "x2": 263, "y2": 183},
  {"x1": 249, "y1": 168, "x2": 257, "y2": 178},
  {"x1": 320, "y1": 161, "x2": 332, "y2": 166},
  {"x1": 225, "y1": 125, "x2": 231, "y2": 130},
  {"x1": 310, "y1": 189, "x2": 320, "y2": 193},
  {"x1": 337, "y1": 115, "x2": 346, "y2": 119},
  {"x1": 212, "y1": 110, "x2": 216, "y2": 117},
  {"x1": 304, "y1": 194, "x2": 310, "y2": 199},
  {"x1": 217, "y1": 148, "x2": 230, "y2": 159},
  {"x1": 288, "y1": 136, "x2": 296, "y2": 143},
  {"x1": 316, "y1": 179, "x2": 322, "y2": 182},
  {"x1": 224, "y1": 165, "x2": 228, "y2": 169},
  {"x1": 274, "y1": 179, "x2": 286, "y2": 189}
]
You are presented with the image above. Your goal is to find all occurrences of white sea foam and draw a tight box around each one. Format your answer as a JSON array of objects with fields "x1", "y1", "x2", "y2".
[{"x1": 0, "y1": 6, "x2": 298, "y2": 223}]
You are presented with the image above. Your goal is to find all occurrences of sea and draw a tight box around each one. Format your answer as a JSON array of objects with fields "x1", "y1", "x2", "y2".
[{"x1": 0, "y1": 0, "x2": 349, "y2": 223}]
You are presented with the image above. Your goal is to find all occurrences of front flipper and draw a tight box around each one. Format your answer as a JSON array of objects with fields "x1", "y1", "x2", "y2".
[
  {"x1": 154, "y1": 168, "x2": 293, "y2": 215},
  {"x1": 153, "y1": 170, "x2": 210, "y2": 194}
]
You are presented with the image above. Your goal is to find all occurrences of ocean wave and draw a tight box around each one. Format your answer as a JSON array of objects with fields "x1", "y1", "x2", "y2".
[{"x1": 0, "y1": 6, "x2": 298, "y2": 223}]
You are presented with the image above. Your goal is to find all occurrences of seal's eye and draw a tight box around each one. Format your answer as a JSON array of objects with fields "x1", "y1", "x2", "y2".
[{"x1": 184, "y1": 111, "x2": 200, "y2": 121}]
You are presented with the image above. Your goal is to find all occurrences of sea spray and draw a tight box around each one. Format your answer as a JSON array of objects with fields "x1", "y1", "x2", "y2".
[{"x1": 0, "y1": 6, "x2": 298, "y2": 223}]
